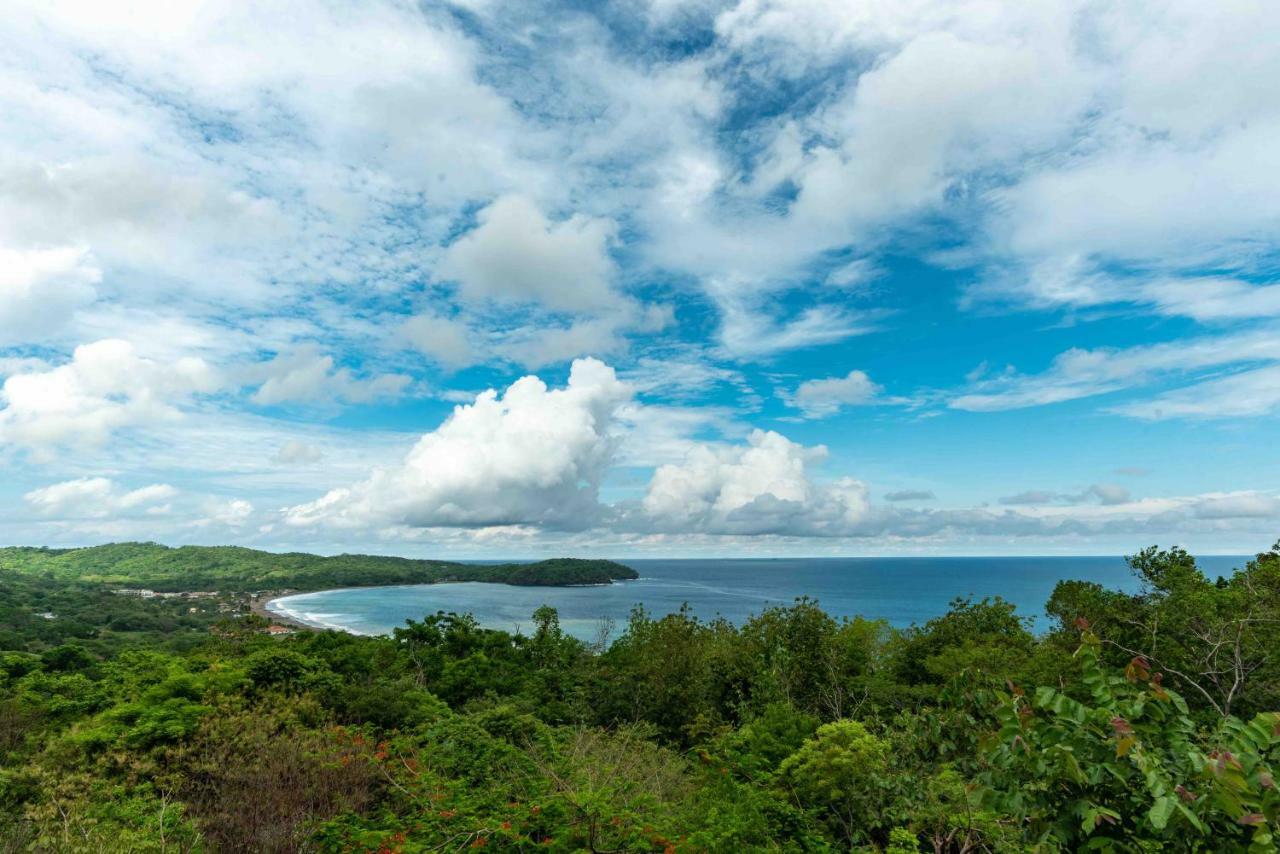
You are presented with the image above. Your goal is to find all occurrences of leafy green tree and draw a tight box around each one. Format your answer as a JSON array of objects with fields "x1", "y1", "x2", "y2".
[
  {"x1": 712, "y1": 701, "x2": 820, "y2": 780},
  {"x1": 1049, "y1": 543, "x2": 1280, "y2": 717},
  {"x1": 891, "y1": 597, "x2": 1036, "y2": 699},
  {"x1": 594, "y1": 605, "x2": 728, "y2": 743},
  {"x1": 779, "y1": 719, "x2": 897, "y2": 847},
  {"x1": 983, "y1": 628, "x2": 1280, "y2": 851}
]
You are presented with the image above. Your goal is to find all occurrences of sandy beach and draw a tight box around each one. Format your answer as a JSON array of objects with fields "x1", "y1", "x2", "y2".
[{"x1": 249, "y1": 594, "x2": 323, "y2": 632}]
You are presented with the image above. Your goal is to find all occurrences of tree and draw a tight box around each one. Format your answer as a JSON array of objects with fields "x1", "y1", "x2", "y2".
[
  {"x1": 779, "y1": 719, "x2": 896, "y2": 847},
  {"x1": 1049, "y1": 543, "x2": 1280, "y2": 717},
  {"x1": 983, "y1": 628, "x2": 1280, "y2": 851}
]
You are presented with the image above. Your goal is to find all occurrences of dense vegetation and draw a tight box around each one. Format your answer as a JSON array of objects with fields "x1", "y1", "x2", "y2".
[
  {"x1": 2, "y1": 542, "x2": 1278, "y2": 852},
  {"x1": 0, "y1": 543, "x2": 638, "y2": 591}
]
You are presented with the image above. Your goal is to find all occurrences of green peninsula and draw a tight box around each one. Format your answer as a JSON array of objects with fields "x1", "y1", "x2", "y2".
[{"x1": 0, "y1": 542, "x2": 637, "y2": 592}]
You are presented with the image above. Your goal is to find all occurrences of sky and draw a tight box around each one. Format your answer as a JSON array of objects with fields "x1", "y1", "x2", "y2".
[{"x1": 1, "y1": 0, "x2": 1278, "y2": 558}]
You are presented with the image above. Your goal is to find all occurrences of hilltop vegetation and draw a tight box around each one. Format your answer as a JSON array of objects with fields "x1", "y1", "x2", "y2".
[
  {"x1": 1, "y1": 542, "x2": 1278, "y2": 852},
  {"x1": 0, "y1": 543, "x2": 638, "y2": 591}
]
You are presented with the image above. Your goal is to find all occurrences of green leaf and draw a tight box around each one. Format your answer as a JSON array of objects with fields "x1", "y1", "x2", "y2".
[
  {"x1": 1175, "y1": 802, "x2": 1205, "y2": 833},
  {"x1": 1149, "y1": 795, "x2": 1176, "y2": 830}
]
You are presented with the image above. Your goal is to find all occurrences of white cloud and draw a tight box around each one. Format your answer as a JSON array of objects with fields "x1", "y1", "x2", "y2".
[
  {"x1": 24, "y1": 477, "x2": 176, "y2": 518},
  {"x1": 1005, "y1": 490, "x2": 1280, "y2": 526},
  {"x1": 200, "y1": 498, "x2": 255, "y2": 527},
  {"x1": 825, "y1": 258, "x2": 881, "y2": 290},
  {"x1": 284, "y1": 358, "x2": 630, "y2": 529},
  {"x1": 399, "y1": 313, "x2": 476, "y2": 370},
  {"x1": 1141, "y1": 278, "x2": 1280, "y2": 322},
  {"x1": 688, "y1": 0, "x2": 1280, "y2": 331},
  {"x1": 0, "y1": 245, "x2": 101, "y2": 343},
  {"x1": 0, "y1": 339, "x2": 218, "y2": 452},
  {"x1": 1001, "y1": 484, "x2": 1131, "y2": 506},
  {"x1": 970, "y1": 263, "x2": 1280, "y2": 322},
  {"x1": 0, "y1": 0, "x2": 549, "y2": 373},
  {"x1": 439, "y1": 196, "x2": 620, "y2": 313},
  {"x1": 0, "y1": 158, "x2": 287, "y2": 299},
  {"x1": 623, "y1": 356, "x2": 747, "y2": 400},
  {"x1": 999, "y1": 490, "x2": 1058, "y2": 506},
  {"x1": 791, "y1": 27, "x2": 1085, "y2": 235},
  {"x1": 496, "y1": 317, "x2": 629, "y2": 369},
  {"x1": 711, "y1": 280, "x2": 877, "y2": 358},
  {"x1": 1110, "y1": 365, "x2": 1280, "y2": 421},
  {"x1": 1192, "y1": 492, "x2": 1280, "y2": 520},
  {"x1": 1086, "y1": 483, "x2": 1132, "y2": 506},
  {"x1": 951, "y1": 328, "x2": 1280, "y2": 413},
  {"x1": 991, "y1": 122, "x2": 1280, "y2": 279},
  {"x1": 785, "y1": 369, "x2": 880, "y2": 418},
  {"x1": 2, "y1": 0, "x2": 1279, "y2": 554},
  {"x1": 249, "y1": 347, "x2": 410, "y2": 407},
  {"x1": 273, "y1": 440, "x2": 326, "y2": 465},
  {"x1": 641, "y1": 429, "x2": 870, "y2": 535}
]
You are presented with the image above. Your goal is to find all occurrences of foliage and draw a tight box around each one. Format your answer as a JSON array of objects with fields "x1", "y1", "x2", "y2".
[
  {"x1": 984, "y1": 628, "x2": 1280, "y2": 851},
  {"x1": 1, "y1": 540, "x2": 1277, "y2": 852},
  {"x1": 0, "y1": 542, "x2": 638, "y2": 592},
  {"x1": 1046, "y1": 542, "x2": 1280, "y2": 718},
  {"x1": 779, "y1": 719, "x2": 895, "y2": 847}
]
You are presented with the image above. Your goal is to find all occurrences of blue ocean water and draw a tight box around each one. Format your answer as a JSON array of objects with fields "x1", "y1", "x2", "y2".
[{"x1": 266, "y1": 555, "x2": 1248, "y2": 641}]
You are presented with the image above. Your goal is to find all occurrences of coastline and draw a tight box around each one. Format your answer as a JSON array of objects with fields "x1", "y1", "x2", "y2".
[
  {"x1": 249, "y1": 593, "x2": 324, "y2": 632},
  {"x1": 248, "y1": 577, "x2": 641, "y2": 637}
]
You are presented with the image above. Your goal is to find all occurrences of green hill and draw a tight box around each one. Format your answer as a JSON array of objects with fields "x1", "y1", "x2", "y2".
[{"x1": 0, "y1": 542, "x2": 637, "y2": 592}]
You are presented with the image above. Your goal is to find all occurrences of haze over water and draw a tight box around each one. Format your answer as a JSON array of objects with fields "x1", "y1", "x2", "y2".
[{"x1": 269, "y1": 555, "x2": 1248, "y2": 641}]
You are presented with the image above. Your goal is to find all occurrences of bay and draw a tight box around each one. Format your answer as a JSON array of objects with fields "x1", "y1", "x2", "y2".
[{"x1": 266, "y1": 554, "x2": 1248, "y2": 641}]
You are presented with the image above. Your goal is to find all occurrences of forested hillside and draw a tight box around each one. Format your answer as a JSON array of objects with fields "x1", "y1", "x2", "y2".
[
  {"x1": 0, "y1": 543, "x2": 637, "y2": 591},
  {"x1": 1, "y1": 543, "x2": 1278, "y2": 852}
]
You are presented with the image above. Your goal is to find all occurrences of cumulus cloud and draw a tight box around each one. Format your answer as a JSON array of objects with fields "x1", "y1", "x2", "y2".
[
  {"x1": 0, "y1": 339, "x2": 217, "y2": 452},
  {"x1": 24, "y1": 477, "x2": 176, "y2": 518},
  {"x1": 273, "y1": 356, "x2": 1278, "y2": 545},
  {"x1": 4, "y1": 1, "x2": 1280, "y2": 552},
  {"x1": 439, "y1": 196, "x2": 620, "y2": 313},
  {"x1": 284, "y1": 357, "x2": 630, "y2": 529},
  {"x1": 640, "y1": 429, "x2": 870, "y2": 535},
  {"x1": 784, "y1": 369, "x2": 881, "y2": 418},
  {"x1": 0, "y1": 245, "x2": 100, "y2": 343}
]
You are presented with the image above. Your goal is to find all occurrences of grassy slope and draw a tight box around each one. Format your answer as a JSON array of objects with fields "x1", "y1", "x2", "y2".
[{"x1": 0, "y1": 542, "x2": 638, "y2": 592}]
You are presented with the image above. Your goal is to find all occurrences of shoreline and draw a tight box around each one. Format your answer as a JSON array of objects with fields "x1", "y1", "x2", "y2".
[
  {"x1": 248, "y1": 576, "x2": 641, "y2": 636},
  {"x1": 249, "y1": 593, "x2": 324, "y2": 632}
]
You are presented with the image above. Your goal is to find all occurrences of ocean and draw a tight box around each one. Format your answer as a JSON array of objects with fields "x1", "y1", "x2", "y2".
[{"x1": 266, "y1": 554, "x2": 1249, "y2": 641}]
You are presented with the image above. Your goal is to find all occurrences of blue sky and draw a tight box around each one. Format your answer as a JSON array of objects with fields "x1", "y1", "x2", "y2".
[{"x1": 1, "y1": 0, "x2": 1278, "y2": 556}]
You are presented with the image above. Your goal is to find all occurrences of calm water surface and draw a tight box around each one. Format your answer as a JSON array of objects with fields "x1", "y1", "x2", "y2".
[{"x1": 267, "y1": 555, "x2": 1247, "y2": 641}]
